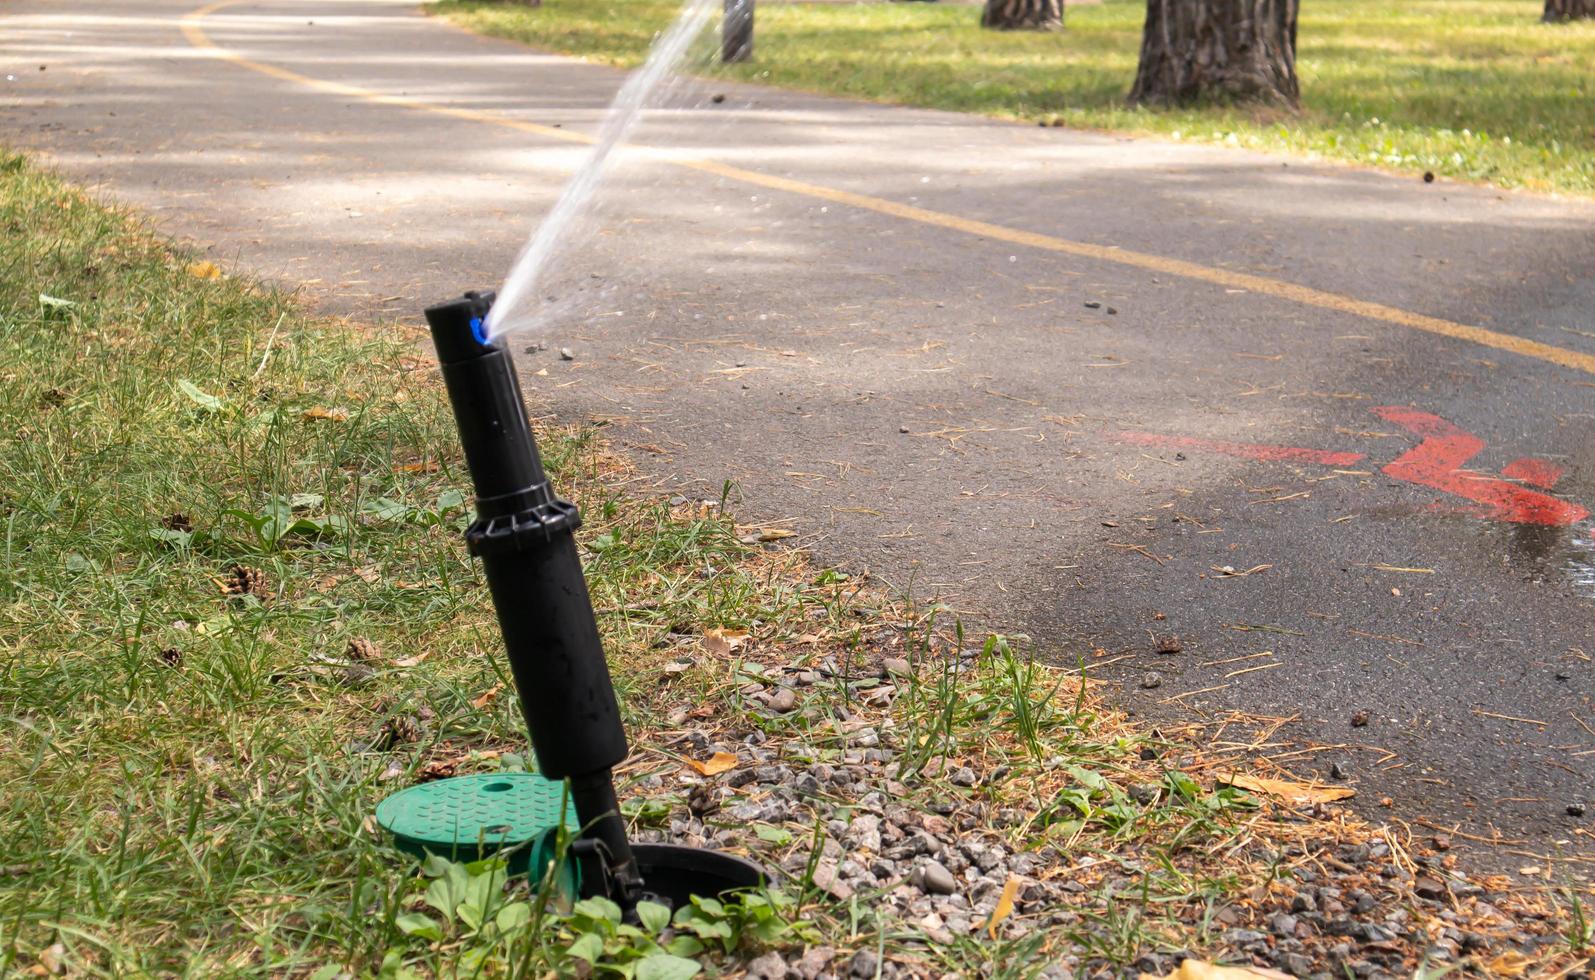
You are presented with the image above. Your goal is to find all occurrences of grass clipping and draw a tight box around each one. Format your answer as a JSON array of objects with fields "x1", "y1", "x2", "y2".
[{"x1": 0, "y1": 148, "x2": 1589, "y2": 976}]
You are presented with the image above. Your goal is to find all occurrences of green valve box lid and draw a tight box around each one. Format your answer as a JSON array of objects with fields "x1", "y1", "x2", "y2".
[{"x1": 375, "y1": 772, "x2": 579, "y2": 879}]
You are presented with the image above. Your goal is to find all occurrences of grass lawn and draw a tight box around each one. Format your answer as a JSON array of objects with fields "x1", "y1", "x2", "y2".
[
  {"x1": 430, "y1": 0, "x2": 1595, "y2": 196},
  {"x1": 0, "y1": 149, "x2": 827, "y2": 974},
  {"x1": 2, "y1": 149, "x2": 1589, "y2": 976}
]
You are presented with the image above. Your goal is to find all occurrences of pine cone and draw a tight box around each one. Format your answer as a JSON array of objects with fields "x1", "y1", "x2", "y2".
[
  {"x1": 346, "y1": 636, "x2": 381, "y2": 663},
  {"x1": 417, "y1": 757, "x2": 459, "y2": 783},
  {"x1": 223, "y1": 563, "x2": 269, "y2": 600},
  {"x1": 686, "y1": 782, "x2": 721, "y2": 817},
  {"x1": 377, "y1": 714, "x2": 424, "y2": 751}
]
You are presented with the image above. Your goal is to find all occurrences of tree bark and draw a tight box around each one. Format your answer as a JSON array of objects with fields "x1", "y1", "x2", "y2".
[
  {"x1": 1129, "y1": 0, "x2": 1300, "y2": 108},
  {"x1": 1543, "y1": 0, "x2": 1595, "y2": 21},
  {"x1": 981, "y1": 0, "x2": 1062, "y2": 32}
]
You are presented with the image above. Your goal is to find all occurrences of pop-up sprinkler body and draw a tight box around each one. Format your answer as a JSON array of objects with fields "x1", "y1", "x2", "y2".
[{"x1": 425, "y1": 291, "x2": 761, "y2": 910}]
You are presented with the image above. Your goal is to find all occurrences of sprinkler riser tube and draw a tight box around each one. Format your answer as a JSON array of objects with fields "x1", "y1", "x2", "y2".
[
  {"x1": 425, "y1": 292, "x2": 639, "y2": 902},
  {"x1": 424, "y1": 291, "x2": 765, "y2": 910}
]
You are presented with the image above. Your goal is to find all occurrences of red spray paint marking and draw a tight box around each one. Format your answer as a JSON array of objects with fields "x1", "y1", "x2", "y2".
[
  {"x1": 1501, "y1": 457, "x2": 1565, "y2": 489},
  {"x1": 1116, "y1": 410, "x2": 1586, "y2": 527},
  {"x1": 1115, "y1": 431, "x2": 1367, "y2": 467},
  {"x1": 1371, "y1": 407, "x2": 1587, "y2": 526}
]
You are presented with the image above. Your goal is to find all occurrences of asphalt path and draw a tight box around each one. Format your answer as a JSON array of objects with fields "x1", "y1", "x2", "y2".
[{"x1": 5, "y1": 0, "x2": 1593, "y2": 865}]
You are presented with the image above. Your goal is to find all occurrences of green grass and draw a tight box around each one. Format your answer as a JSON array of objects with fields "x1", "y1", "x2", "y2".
[
  {"x1": 0, "y1": 148, "x2": 827, "y2": 975},
  {"x1": 430, "y1": 0, "x2": 1595, "y2": 195}
]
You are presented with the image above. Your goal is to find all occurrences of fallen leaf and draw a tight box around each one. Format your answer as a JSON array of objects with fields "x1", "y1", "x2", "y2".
[
  {"x1": 701, "y1": 628, "x2": 750, "y2": 657},
  {"x1": 1218, "y1": 772, "x2": 1355, "y2": 804},
  {"x1": 470, "y1": 683, "x2": 504, "y2": 709},
  {"x1": 302, "y1": 406, "x2": 350, "y2": 422},
  {"x1": 985, "y1": 874, "x2": 1021, "y2": 938},
  {"x1": 1483, "y1": 951, "x2": 1532, "y2": 977},
  {"x1": 37, "y1": 943, "x2": 65, "y2": 975},
  {"x1": 756, "y1": 528, "x2": 796, "y2": 542},
  {"x1": 186, "y1": 260, "x2": 222, "y2": 279},
  {"x1": 684, "y1": 752, "x2": 738, "y2": 776},
  {"x1": 1140, "y1": 961, "x2": 1292, "y2": 980},
  {"x1": 392, "y1": 651, "x2": 432, "y2": 668},
  {"x1": 394, "y1": 460, "x2": 440, "y2": 474}
]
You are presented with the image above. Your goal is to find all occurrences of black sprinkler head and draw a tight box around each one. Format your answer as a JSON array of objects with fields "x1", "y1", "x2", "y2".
[{"x1": 424, "y1": 291, "x2": 765, "y2": 910}]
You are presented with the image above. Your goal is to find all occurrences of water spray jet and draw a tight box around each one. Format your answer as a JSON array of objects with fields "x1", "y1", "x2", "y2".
[{"x1": 413, "y1": 290, "x2": 763, "y2": 911}]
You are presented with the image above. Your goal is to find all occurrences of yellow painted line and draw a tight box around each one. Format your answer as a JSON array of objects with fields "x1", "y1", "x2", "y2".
[{"x1": 183, "y1": 1, "x2": 1595, "y2": 378}]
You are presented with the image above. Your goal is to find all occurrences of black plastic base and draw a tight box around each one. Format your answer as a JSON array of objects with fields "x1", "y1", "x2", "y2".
[{"x1": 631, "y1": 845, "x2": 766, "y2": 909}]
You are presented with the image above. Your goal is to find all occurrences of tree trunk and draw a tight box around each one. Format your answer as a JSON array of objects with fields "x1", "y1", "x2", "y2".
[
  {"x1": 1129, "y1": 0, "x2": 1300, "y2": 108},
  {"x1": 981, "y1": 0, "x2": 1062, "y2": 32},
  {"x1": 1544, "y1": 0, "x2": 1595, "y2": 21}
]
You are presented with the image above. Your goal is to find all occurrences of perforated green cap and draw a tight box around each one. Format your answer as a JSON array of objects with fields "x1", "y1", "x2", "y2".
[{"x1": 375, "y1": 773, "x2": 578, "y2": 877}]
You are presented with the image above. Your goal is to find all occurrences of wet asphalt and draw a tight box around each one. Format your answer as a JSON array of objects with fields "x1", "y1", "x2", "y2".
[{"x1": 4, "y1": 0, "x2": 1592, "y2": 867}]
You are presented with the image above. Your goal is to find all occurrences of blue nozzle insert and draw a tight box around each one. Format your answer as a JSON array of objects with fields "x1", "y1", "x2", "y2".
[{"x1": 470, "y1": 317, "x2": 489, "y2": 346}]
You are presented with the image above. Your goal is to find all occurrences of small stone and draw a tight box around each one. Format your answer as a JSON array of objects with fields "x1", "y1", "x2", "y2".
[
  {"x1": 710, "y1": 93, "x2": 726, "y2": 104},
  {"x1": 794, "y1": 773, "x2": 823, "y2": 797},
  {"x1": 1568, "y1": 802, "x2": 1586, "y2": 817},
  {"x1": 559, "y1": 347, "x2": 575, "y2": 361},
  {"x1": 1083, "y1": 301, "x2": 1102, "y2": 310},
  {"x1": 898, "y1": 425, "x2": 910, "y2": 434},
  {"x1": 848, "y1": 949, "x2": 878, "y2": 978},
  {"x1": 1139, "y1": 671, "x2": 1163, "y2": 689},
  {"x1": 1222, "y1": 929, "x2": 1268, "y2": 945},
  {"x1": 1106, "y1": 307, "x2": 1119, "y2": 315},
  {"x1": 882, "y1": 657, "x2": 911, "y2": 677},
  {"x1": 1128, "y1": 783, "x2": 1159, "y2": 805},
  {"x1": 795, "y1": 946, "x2": 835, "y2": 980},
  {"x1": 768, "y1": 688, "x2": 797, "y2": 713},
  {"x1": 811, "y1": 860, "x2": 854, "y2": 900},
  {"x1": 913, "y1": 859, "x2": 958, "y2": 895},
  {"x1": 1414, "y1": 877, "x2": 1446, "y2": 901},
  {"x1": 1350, "y1": 709, "x2": 1371, "y2": 727},
  {"x1": 1273, "y1": 913, "x2": 1299, "y2": 937},
  {"x1": 949, "y1": 767, "x2": 977, "y2": 787},
  {"x1": 1423, "y1": 171, "x2": 1435, "y2": 183},
  {"x1": 1280, "y1": 953, "x2": 1314, "y2": 976},
  {"x1": 746, "y1": 951, "x2": 787, "y2": 980},
  {"x1": 1432, "y1": 834, "x2": 1452, "y2": 851},
  {"x1": 1330, "y1": 761, "x2": 1350, "y2": 780}
]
